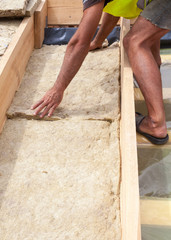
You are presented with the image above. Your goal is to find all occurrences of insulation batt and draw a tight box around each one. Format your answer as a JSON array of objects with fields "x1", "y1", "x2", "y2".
[
  {"x1": 0, "y1": 120, "x2": 121, "y2": 240},
  {"x1": 8, "y1": 44, "x2": 120, "y2": 121},
  {"x1": 0, "y1": 0, "x2": 29, "y2": 17},
  {"x1": 0, "y1": 44, "x2": 121, "y2": 239},
  {"x1": 0, "y1": 20, "x2": 21, "y2": 57},
  {"x1": 0, "y1": 0, "x2": 41, "y2": 17}
]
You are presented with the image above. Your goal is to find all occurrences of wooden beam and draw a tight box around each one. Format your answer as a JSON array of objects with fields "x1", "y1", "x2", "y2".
[
  {"x1": 0, "y1": 16, "x2": 34, "y2": 133},
  {"x1": 134, "y1": 88, "x2": 144, "y2": 101},
  {"x1": 120, "y1": 17, "x2": 141, "y2": 240},
  {"x1": 141, "y1": 199, "x2": 171, "y2": 226},
  {"x1": 34, "y1": 0, "x2": 47, "y2": 49},
  {"x1": 162, "y1": 88, "x2": 171, "y2": 100},
  {"x1": 135, "y1": 88, "x2": 171, "y2": 101},
  {"x1": 47, "y1": 0, "x2": 83, "y2": 26},
  {"x1": 161, "y1": 53, "x2": 171, "y2": 61}
]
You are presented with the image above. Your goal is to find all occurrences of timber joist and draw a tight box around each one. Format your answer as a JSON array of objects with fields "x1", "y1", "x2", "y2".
[{"x1": 120, "y1": 18, "x2": 141, "y2": 240}]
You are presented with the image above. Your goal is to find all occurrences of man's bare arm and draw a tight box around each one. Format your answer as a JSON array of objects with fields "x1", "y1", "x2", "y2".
[
  {"x1": 31, "y1": 1, "x2": 105, "y2": 118},
  {"x1": 90, "y1": 13, "x2": 119, "y2": 50}
]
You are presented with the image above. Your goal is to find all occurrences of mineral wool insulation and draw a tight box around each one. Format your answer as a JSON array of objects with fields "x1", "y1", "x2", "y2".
[
  {"x1": 0, "y1": 44, "x2": 121, "y2": 239},
  {"x1": 0, "y1": 0, "x2": 41, "y2": 17},
  {"x1": 0, "y1": 0, "x2": 29, "y2": 17},
  {"x1": 0, "y1": 20, "x2": 21, "y2": 57}
]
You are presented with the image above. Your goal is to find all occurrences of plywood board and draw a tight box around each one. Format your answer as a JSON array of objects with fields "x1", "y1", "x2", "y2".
[
  {"x1": 0, "y1": 16, "x2": 34, "y2": 133},
  {"x1": 0, "y1": 0, "x2": 29, "y2": 17},
  {"x1": 120, "y1": 18, "x2": 141, "y2": 240},
  {"x1": 7, "y1": 44, "x2": 120, "y2": 121},
  {"x1": 0, "y1": 119, "x2": 121, "y2": 239}
]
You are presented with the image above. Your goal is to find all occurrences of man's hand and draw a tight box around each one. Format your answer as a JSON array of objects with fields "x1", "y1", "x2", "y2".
[
  {"x1": 31, "y1": 86, "x2": 64, "y2": 118},
  {"x1": 31, "y1": 1, "x2": 104, "y2": 118}
]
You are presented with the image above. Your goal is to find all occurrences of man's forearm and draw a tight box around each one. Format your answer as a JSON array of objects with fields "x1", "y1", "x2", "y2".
[
  {"x1": 54, "y1": 39, "x2": 90, "y2": 92},
  {"x1": 92, "y1": 13, "x2": 120, "y2": 46}
]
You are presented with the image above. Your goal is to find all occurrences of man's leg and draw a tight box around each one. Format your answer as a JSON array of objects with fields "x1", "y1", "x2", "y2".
[
  {"x1": 123, "y1": 16, "x2": 169, "y2": 138},
  {"x1": 151, "y1": 39, "x2": 161, "y2": 68},
  {"x1": 89, "y1": 13, "x2": 120, "y2": 50}
]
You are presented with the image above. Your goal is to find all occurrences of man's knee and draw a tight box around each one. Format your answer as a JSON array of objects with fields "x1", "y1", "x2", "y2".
[
  {"x1": 123, "y1": 33, "x2": 136, "y2": 52},
  {"x1": 123, "y1": 32, "x2": 146, "y2": 53},
  {"x1": 123, "y1": 34, "x2": 130, "y2": 51}
]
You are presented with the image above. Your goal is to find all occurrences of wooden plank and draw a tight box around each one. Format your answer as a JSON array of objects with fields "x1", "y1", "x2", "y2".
[
  {"x1": 34, "y1": 0, "x2": 47, "y2": 49},
  {"x1": 48, "y1": 7, "x2": 82, "y2": 26},
  {"x1": 120, "y1": 17, "x2": 141, "y2": 240},
  {"x1": 134, "y1": 88, "x2": 144, "y2": 101},
  {"x1": 118, "y1": 18, "x2": 136, "y2": 26},
  {"x1": 141, "y1": 199, "x2": 171, "y2": 226},
  {"x1": 135, "y1": 88, "x2": 171, "y2": 101},
  {"x1": 162, "y1": 88, "x2": 171, "y2": 100},
  {"x1": 161, "y1": 53, "x2": 171, "y2": 61},
  {"x1": 47, "y1": 0, "x2": 83, "y2": 26},
  {"x1": 48, "y1": 0, "x2": 82, "y2": 8},
  {"x1": 0, "y1": 16, "x2": 34, "y2": 133}
]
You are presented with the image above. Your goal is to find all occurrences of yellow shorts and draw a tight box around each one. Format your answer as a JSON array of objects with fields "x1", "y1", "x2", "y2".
[{"x1": 103, "y1": 0, "x2": 142, "y2": 19}]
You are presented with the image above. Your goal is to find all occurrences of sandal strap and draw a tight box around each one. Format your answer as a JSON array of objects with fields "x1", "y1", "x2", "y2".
[{"x1": 136, "y1": 112, "x2": 145, "y2": 130}]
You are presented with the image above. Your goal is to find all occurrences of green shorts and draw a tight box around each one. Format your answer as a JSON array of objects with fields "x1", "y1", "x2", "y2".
[{"x1": 141, "y1": 0, "x2": 171, "y2": 30}]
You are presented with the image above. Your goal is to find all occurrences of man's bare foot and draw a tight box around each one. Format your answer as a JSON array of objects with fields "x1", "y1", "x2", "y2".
[
  {"x1": 89, "y1": 40, "x2": 102, "y2": 51},
  {"x1": 89, "y1": 39, "x2": 108, "y2": 51}
]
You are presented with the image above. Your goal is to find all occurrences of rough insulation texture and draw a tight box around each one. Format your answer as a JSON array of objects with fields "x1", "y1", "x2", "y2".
[
  {"x1": 0, "y1": 119, "x2": 121, "y2": 240},
  {"x1": 26, "y1": 0, "x2": 41, "y2": 16},
  {"x1": 0, "y1": 0, "x2": 29, "y2": 17},
  {"x1": 8, "y1": 44, "x2": 120, "y2": 121},
  {"x1": 0, "y1": 37, "x2": 11, "y2": 56},
  {"x1": 1, "y1": 45, "x2": 121, "y2": 239},
  {"x1": 0, "y1": 20, "x2": 20, "y2": 57}
]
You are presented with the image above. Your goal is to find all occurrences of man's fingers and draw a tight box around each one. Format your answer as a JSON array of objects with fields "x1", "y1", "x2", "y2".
[
  {"x1": 48, "y1": 104, "x2": 58, "y2": 117},
  {"x1": 40, "y1": 103, "x2": 54, "y2": 118},
  {"x1": 31, "y1": 99, "x2": 44, "y2": 110},
  {"x1": 31, "y1": 87, "x2": 64, "y2": 117},
  {"x1": 34, "y1": 100, "x2": 50, "y2": 116}
]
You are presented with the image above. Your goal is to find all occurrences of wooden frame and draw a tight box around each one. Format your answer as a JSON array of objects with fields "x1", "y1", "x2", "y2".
[
  {"x1": 0, "y1": 16, "x2": 34, "y2": 133},
  {"x1": 120, "y1": 17, "x2": 141, "y2": 240},
  {"x1": 0, "y1": 3, "x2": 141, "y2": 238},
  {"x1": 34, "y1": 0, "x2": 48, "y2": 48}
]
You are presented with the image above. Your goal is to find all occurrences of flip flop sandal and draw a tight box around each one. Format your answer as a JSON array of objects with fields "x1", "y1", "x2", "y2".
[{"x1": 136, "y1": 112, "x2": 169, "y2": 145}]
